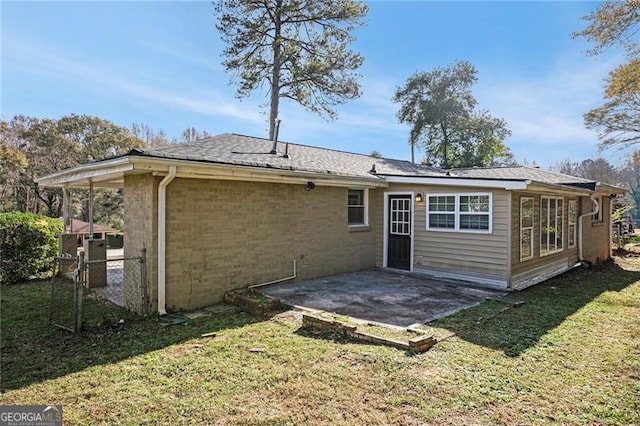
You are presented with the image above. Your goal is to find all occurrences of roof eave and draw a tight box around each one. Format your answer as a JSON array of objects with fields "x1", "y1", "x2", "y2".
[
  {"x1": 135, "y1": 156, "x2": 387, "y2": 188},
  {"x1": 382, "y1": 175, "x2": 530, "y2": 190},
  {"x1": 596, "y1": 182, "x2": 627, "y2": 195},
  {"x1": 35, "y1": 157, "x2": 134, "y2": 188},
  {"x1": 36, "y1": 154, "x2": 388, "y2": 189},
  {"x1": 525, "y1": 182, "x2": 593, "y2": 195}
]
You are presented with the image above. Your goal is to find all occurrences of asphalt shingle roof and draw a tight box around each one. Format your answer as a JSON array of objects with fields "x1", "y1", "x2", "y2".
[
  {"x1": 447, "y1": 166, "x2": 597, "y2": 188},
  {"x1": 129, "y1": 133, "x2": 599, "y2": 189},
  {"x1": 130, "y1": 133, "x2": 448, "y2": 180}
]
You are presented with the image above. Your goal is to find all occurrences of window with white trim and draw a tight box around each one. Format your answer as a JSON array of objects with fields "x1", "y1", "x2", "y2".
[
  {"x1": 568, "y1": 199, "x2": 577, "y2": 248},
  {"x1": 592, "y1": 195, "x2": 602, "y2": 222},
  {"x1": 390, "y1": 197, "x2": 411, "y2": 234},
  {"x1": 540, "y1": 196, "x2": 564, "y2": 256},
  {"x1": 520, "y1": 197, "x2": 534, "y2": 260},
  {"x1": 348, "y1": 189, "x2": 368, "y2": 226},
  {"x1": 426, "y1": 193, "x2": 492, "y2": 233}
]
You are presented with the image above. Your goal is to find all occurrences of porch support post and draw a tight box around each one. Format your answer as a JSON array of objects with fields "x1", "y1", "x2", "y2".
[
  {"x1": 88, "y1": 179, "x2": 94, "y2": 239},
  {"x1": 59, "y1": 186, "x2": 76, "y2": 272},
  {"x1": 63, "y1": 187, "x2": 71, "y2": 233},
  {"x1": 83, "y1": 178, "x2": 106, "y2": 287}
]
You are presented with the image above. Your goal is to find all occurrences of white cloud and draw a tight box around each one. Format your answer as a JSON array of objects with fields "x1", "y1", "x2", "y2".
[
  {"x1": 3, "y1": 32, "x2": 263, "y2": 124},
  {"x1": 267, "y1": 75, "x2": 405, "y2": 152},
  {"x1": 476, "y1": 53, "x2": 622, "y2": 146},
  {"x1": 139, "y1": 39, "x2": 223, "y2": 73}
]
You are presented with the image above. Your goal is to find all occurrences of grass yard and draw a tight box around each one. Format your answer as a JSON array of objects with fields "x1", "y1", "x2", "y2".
[{"x1": 1, "y1": 256, "x2": 639, "y2": 425}]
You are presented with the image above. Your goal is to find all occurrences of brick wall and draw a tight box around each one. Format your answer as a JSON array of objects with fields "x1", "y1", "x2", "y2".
[
  {"x1": 123, "y1": 174, "x2": 158, "y2": 312},
  {"x1": 581, "y1": 195, "x2": 611, "y2": 264},
  {"x1": 147, "y1": 178, "x2": 378, "y2": 311}
]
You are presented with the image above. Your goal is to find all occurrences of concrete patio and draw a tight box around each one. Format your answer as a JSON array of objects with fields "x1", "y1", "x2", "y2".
[{"x1": 261, "y1": 270, "x2": 506, "y2": 327}]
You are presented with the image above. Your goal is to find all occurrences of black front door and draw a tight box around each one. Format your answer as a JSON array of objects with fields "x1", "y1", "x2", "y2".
[{"x1": 387, "y1": 195, "x2": 412, "y2": 270}]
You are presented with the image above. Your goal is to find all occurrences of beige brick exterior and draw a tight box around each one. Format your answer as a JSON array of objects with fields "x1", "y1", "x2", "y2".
[
  {"x1": 123, "y1": 174, "x2": 159, "y2": 312},
  {"x1": 126, "y1": 176, "x2": 377, "y2": 311},
  {"x1": 580, "y1": 194, "x2": 612, "y2": 264}
]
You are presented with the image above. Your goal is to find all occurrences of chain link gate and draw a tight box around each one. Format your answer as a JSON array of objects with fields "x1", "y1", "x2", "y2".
[
  {"x1": 50, "y1": 249, "x2": 147, "y2": 333},
  {"x1": 50, "y1": 254, "x2": 83, "y2": 332}
]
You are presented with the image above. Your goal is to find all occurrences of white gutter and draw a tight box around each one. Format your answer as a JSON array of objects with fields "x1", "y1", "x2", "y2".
[
  {"x1": 35, "y1": 157, "x2": 133, "y2": 187},
  {"x1": 158, "y1": 166, "x2": 176, "y2": 315},
  {"x1": 383, "y1": 176, "x2": 530, "y2": 190},
  {"x1": 134, "y1": 156, "x2": 386, "y2": 188},
  {"x1": 578, "y1": 194, "x2": 599, "y2": 262}
]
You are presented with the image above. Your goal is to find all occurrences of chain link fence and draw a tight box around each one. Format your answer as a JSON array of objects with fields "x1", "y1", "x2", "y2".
[
  {"x1": 50, "y1": 255, "x2": 81, "y2": 332},
  {"x1": 50, "y1": 249, "x2": 148, "y2": 333}
]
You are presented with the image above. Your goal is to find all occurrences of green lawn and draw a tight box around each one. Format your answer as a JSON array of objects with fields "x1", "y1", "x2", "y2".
[{"x1": 1, "y1": 256, "x2": 639, "y2": 425}]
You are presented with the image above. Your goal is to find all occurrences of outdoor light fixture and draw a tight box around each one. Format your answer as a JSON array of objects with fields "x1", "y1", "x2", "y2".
[
  {"x1": 415, "y1": 192, "x2": 423, "y2": 203},
  {"x1": 304, "y1": 181, "x2": 316, "y2": 191}
]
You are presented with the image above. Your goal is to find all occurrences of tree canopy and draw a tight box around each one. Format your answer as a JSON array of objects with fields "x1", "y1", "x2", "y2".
[
  {"x1": 551, "y1": 152, "x2": 640, "y2": 226},
  {"x1": 551, "y1": 157, "x2": 621, "y2": 185},
  {"x1": 0, "y1": 114, "x2": 144, "y2": 222},
  {"x1": 392, "y1": 61, "x2": 513, "y2": 168},
  {"x1": 214, "y1": 0, "x2": 368, "y2": 139},
  {"x1": 1, "y1": 115, "x2": 214, "y2": 229},
  {"x1": 574, "y1": 1, "x2": 640, "y2": 148}
]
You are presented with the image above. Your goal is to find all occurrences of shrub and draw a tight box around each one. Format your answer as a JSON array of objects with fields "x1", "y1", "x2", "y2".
[{"x1": 0, "y1": 212, "x2": 63, "y2": 284}]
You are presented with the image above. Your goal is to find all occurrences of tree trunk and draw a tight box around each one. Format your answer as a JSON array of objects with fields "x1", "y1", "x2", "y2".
[
  {"x1": 441, "y1": 120, "x2": 449, "y2": 169},
  {"x1": 269, "y1": 1, "x2": 283, "y2": 141}
]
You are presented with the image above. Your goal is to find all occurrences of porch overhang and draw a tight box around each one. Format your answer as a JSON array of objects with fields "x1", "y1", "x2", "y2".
[
  {"x1": 34, "y1": 157, "x2": 134, "y2": 188},
  {"x1": 596, "y1": 182, "x2": 627, "y2": 196}
]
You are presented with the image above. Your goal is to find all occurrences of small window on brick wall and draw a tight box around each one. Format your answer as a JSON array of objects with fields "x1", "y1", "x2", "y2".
[
  {"x1": 592, "y1": 195, "x2": 603, "y2": 222},
  {"x1": 348, "y1": 189, "x2": 368, "y2": 226}
]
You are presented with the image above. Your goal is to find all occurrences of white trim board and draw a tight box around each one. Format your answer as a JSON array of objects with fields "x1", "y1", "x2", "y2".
[
  {"x1": 412, "y1": 266, "x2": 508, "y2": 290},
  {"x1": 511, "y1": 258, "x2": 577, "y2": 290},
  {"x1": 382, "y1": 191, "x2": 416, "y2": 272},
  {"x1": 384, "y1": 176, "x2": 529, "y2": 190}
]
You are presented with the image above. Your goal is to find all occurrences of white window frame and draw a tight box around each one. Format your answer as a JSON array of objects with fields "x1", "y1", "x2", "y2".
[
  {"x1": 540, "y1": 196, "x2": 564, "y2": 257},
  {"x1": 520, "y1": 197, "x2": 534, "y2": 261},
  {"x1": 390, "y1": 197, "x2": 411, "y2": 235},
  {"x1": 382, "y1": 191, "x2": 415, "y2": 271},
  {"x1": 592, "y1": 195, "x2": 603, "y2": 223},
  {"x1": 347, "y1": 188, "x2": 369, "y2": 227},
  {"x1": 425, "y1": 192, "x2": 493, "y2": 234},
  {"x1": 568, "y1": 199, "x2": 577, "y2": 248}
]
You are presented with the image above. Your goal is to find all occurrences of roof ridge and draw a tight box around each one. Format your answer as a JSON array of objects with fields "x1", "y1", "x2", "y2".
[
  {"x1": 223, "y1": 132, "x2": 442, "y2": 171},
  {"x1": 227, "y1": 132, "x2": 388, "y2": 158},
  {"x1": 447, "y1": 165, "x2": 525, "y2": 171}
]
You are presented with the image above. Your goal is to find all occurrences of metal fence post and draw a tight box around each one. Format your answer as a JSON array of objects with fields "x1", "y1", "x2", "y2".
[
  {"x1": 75, "y1": 251, "x2": 85, "y2": 333},
  {"x1": 140, "y1": 248, "x2": 147, "y2": 316}
]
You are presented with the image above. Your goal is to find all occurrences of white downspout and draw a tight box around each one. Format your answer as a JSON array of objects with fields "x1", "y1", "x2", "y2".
[
  {"x1": 578, "y1": 194, "x2": 599, "y2": 262},
  {"x1": 158, "y1": 166, "x2": 176, "y2": 315}
]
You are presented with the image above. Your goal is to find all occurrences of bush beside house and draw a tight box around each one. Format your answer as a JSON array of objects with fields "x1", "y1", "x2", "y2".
[{"x1": 0, "y1": 212, "x2": 63, "y2": 285}]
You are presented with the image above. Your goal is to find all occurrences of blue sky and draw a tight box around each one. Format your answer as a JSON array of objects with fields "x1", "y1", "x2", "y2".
[{"x1": 1, "y1": 1, "x2": 633, "y2": 167}]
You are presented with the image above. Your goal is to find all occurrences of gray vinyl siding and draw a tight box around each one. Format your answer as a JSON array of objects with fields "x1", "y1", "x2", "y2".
[
  {"x1": 416, "y1": 187, "x2": 509, "y2": 277},
  {"x1": 510, "y1": 191, "x2": 579, "y2": 288},
  {"x1": 373, "y1": 184, "x2": 509, "y2": 279}
]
